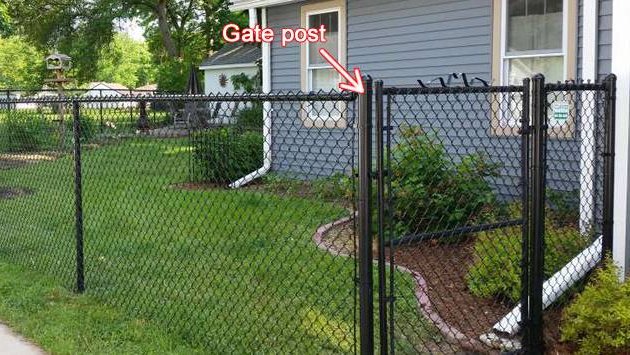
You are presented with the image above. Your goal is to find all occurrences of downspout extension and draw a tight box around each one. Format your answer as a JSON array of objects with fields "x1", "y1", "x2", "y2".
[{"x1": 230, "y1": 7, "x2": 272, "y2": 189}]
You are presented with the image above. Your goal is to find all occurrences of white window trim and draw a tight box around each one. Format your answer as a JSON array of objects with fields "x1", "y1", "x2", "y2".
[
  {"x1": 300, "y1": 0, "x2": 347, "y2": 128},
  {"x1": 305, "y1": 7, "x2": 342, "y2": 92},
  {"x1": 491, "y1": 0, "x2": 577, "y2": 137}
]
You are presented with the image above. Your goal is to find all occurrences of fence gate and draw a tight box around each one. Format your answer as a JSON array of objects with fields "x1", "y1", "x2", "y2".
[{"x1": 362, "y1": 74, "x2": 616, "y2": 354}]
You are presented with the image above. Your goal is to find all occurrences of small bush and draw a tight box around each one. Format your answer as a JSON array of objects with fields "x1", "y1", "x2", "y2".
[
  {"x1": 466, "y1": 207, "x2": 590, "y2": 303},
  {"x1": 0, "y1": 111, "x2": 53, "y2": 152},
  {"x1": 191, "y1": 127, "x2": 263, "y2": 184},
  {"x1": 65, "y1": 116, "x2": 96, "y2": 143},
  {"x1": 547, "y1": 189, "x2": 580, "y2": 228},
  {"x1": 236, "y1": 103, "x2": 263, "y2": 131},
  {"x1": 390, "y1": 127, "x2": 499, "y2": 238},
  {"x1": 560, "y1": 258, "x2": 630, "y2": 355}
]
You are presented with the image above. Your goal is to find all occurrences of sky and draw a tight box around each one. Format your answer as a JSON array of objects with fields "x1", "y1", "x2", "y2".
[{"x1": 116, "y1": 18, "x2": 145, "y2": 42}]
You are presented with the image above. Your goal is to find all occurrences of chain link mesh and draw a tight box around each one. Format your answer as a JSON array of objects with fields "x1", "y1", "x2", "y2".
[
  {"x1": 0, "y1": 91, "x2": 360, "y2": 353},
  {"x1": 0, "y1": 77, "x2": 615, "y2": 354}
]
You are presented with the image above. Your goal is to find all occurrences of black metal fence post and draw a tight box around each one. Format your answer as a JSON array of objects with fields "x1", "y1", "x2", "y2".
[
  {"x1": 529, "y1": 74, "x2": 547, "y2": 353},
  {"x1": 374, "y1": 80, "x2": 388, "y2": 355},
  {"x1": 519, "y1": 77, "x2": 531, "y2": 350},
  {"x1": 358, "y1": 76, "x2": 374, "y2": 355},
  {"x1": 72, "y1": 100, "x2": 85, "y2": 293},
  {"x1": 602, "y1": 74, "x2": 617, "y2": 255},
  {"x1": 99, "y1": 89, "x2": 104, "y2": 132}
]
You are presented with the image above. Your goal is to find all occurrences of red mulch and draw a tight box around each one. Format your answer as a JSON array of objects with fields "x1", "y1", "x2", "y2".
[
  {"x1": 321, "y1": 222, "x2": 576, "y2": 353},
  {"x1": 389, "y1": 237, "x2": 511, "y2": 342}
]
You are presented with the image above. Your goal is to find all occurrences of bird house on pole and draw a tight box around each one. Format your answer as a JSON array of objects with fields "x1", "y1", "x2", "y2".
[{"x1": 45, "y1": 53, "x2": 72, "y2": 71}]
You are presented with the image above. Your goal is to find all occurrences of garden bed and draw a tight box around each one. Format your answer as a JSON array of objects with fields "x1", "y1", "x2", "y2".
[{"x1": 317, "y1": 219, "x2": 579, "y2": 353}]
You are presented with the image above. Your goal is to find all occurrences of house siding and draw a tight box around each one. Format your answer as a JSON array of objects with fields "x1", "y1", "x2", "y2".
[{"x1": 267, "y1": 0, "x2": 613, "y2": 204}]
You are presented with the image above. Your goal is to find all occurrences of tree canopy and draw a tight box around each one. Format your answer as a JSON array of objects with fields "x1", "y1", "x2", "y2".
[
  {"x1": 0, "y1": 2, "x2": 11, "y2": 37},
  {"x1": 0, "y1": 36, "x2": 46, "y2": 90},
  {"x1": 5, "y1": 0, "x2": 247, "y2": 90},
  {"x1": 93, "y1": 33, "x2": 156, "y2": 88}
]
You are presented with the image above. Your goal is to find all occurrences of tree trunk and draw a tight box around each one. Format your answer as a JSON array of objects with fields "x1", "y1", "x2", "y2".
[{"x1": 156, "y1": 0, "x2": 179, "y2": 58}]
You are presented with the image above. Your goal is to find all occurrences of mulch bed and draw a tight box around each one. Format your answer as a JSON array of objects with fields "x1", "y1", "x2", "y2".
[{"x1": 317, "y1": 220, "x2": 574, "y2": 353}]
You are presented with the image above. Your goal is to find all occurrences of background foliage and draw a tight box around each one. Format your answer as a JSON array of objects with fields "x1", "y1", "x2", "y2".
[
  {"x1": 3, "y1": 0, "x2": 247, "y2": 91},
  {"x1": 0, "y1": 36, "x2": 46, "y2": 90}
]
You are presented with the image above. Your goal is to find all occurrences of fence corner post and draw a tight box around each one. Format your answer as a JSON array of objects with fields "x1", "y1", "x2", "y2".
[
  {"x1": 603, "y1": 74, "x2": 617, "y2": 255},
  {"x1": 72, "y1": 100, "x2": 85, "y2": 293},
  {"x1": 358, "y1": 75, "x2": 374, "y2": 355}
]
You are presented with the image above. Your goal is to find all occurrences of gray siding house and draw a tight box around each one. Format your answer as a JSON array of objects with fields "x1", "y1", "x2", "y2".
[
  {"x1": 229, "y1": 0, "x2": 612, "y2": 177},
  {"x1": 229, "y1": 0, "x2": 630, "y2": 273}
]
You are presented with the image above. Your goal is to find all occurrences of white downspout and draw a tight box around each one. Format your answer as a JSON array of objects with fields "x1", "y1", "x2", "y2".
[
  {"x1": 579, "y1": 0, "x2": 598, "y2": 234},
  {"x1": 490, "y1": 236, "x2": 603, "y2": 337},
  {"x1": 483, "y1": 5, "x2": 609, "y2": 345},
  {"x1": 230, "y1": 7, "x2": 272, "y2": 189}
]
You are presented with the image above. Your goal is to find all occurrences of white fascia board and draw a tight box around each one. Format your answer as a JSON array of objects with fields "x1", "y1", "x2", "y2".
[
  {"x1": 199, "y1": 63, "x2": 257, "y2": 71},
  {"x1": 230, "y1": 0, "x2": 302, "y2": 11}
]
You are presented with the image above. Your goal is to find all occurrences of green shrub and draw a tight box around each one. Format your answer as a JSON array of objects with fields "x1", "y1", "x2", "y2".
[
  {"x1": 0, "y1": 111, "x2": 54, "y2": 152},
  {"x1": 561, "y1": 258, "x2": 630, "y2": 355},
  {"x1": 191, "y1": 127, "x2": 263, "y2": 184},
  {"x1": 466, "y1": 207, "x2": 590, "y2": 303},
  {"x1": 547, "y1": 189, "x2": 580, "y2": 228},
  {"x1": 64, "y1": 115, "x2": 96, "y2": 143},
  {"x1": 390, "y1": 127, "x2": 499, "y2": 237},
  {"x1": 236, "y1": 103, "x2": 263, "y2": 131}
]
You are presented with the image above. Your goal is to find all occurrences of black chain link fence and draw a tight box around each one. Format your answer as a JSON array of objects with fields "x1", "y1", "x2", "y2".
[
  {"x1": 373, "y1": 75, "x2": 615, "y2": 354},
  {"x1": 0, "y1": 91, "x2": 362, "y2": 353},
  {"x1": 0, "y1": 74, "x2": 617, "y2": 354},
  {"x1": 379, "y1": 83, "x2": 529, "y2": 353}
]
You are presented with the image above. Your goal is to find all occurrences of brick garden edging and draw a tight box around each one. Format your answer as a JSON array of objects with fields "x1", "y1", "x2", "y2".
[{"x1": 312, "y1": 216, "x2": 485, "y2": 351}]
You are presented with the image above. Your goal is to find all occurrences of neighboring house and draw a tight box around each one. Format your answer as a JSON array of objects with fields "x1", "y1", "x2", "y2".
[
  {"x1": 200, "y1": 43, "x2": 261, "y2": 124},
  {"x1": 83, "y1": 82, "x2": 135, "y2": 108},
  {"x1": 229, "y1": 0, "x2": 630, "y2": 272},
  {"x1": 200, "y1": 43, "x2": 261, "y2": 94},
  {"x1": 134, "y1": 84, "x2": 158, "y2": 96}
]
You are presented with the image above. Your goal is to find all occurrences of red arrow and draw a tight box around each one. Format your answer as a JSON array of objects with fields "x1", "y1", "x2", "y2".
[{"x1": 318, "y1": 48, "x2": 365, "y2": 94}]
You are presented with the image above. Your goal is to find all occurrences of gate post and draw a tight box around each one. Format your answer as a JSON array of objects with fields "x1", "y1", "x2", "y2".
[
  {"x1": 519, "y1": 78, "x2": 531, "y2": 349},
  {"x1": 72, "y1": 100, "x2": 85, "y2": 293},
  {"x1": 603, "y1": 74, "x2": 617, "y2": 255},
  {"x1": 528, "y1": 74, "x2": 547, "y2": 353},
  {"x1": 358, "y1": 76, "x2": 374, "y2": 355},
  {"x1": 374, "y1": 79, "x2": 389, "y2": 355}
]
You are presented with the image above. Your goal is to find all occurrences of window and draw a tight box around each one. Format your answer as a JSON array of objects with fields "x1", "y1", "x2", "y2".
[
  {"x1": 301, "y1": 0, "x2": 346, "y2": 128},
  {"x1": 307, "y1": 11, "x2": 339, "y2": 92},
  {"x1": 492, "y1": 0, "x2": 576, "y2": 134}
]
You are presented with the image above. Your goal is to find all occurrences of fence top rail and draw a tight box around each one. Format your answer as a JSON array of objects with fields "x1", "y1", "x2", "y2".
[
  {"x1": 0, "y1": 90, "x2": 357, "y2": 104},
  {"x1": 382, "y1": 85, "x2": 524, "y2": 95},
  {"x1": 544, "y1": 82, "x2": 607, "y2": 92}
]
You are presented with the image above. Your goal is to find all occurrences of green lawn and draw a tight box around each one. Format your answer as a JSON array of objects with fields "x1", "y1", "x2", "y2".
[
  {"x1": 0, "y1": 136, "x2": 436, "y2": 353},
  {"x1": 0, "y1": 262, "x2": 204, "y2": 354}
]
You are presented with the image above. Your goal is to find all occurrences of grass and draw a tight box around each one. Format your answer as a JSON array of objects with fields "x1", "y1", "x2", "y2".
[
  {"x1": 0, "y1": 136, "x2": 436, "y2": 353},
  {"x1": 0, "y1": 261, "x2": 204, "y2": 354}
]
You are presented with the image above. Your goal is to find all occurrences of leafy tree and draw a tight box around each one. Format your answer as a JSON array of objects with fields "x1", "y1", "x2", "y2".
[
  {"x1": 7, "y1": 0, "x2": 119, "y2": 83},
  {"x1": 0, "y1": 2, "x2": 11, "y2": 37},
  {"x1": 0, "y1": 36, "x2": 46, "y2": 89},
  {"x1": 94, "y1": 33, "x2": 156, "y2": 88},
  {"x1": 6, "y1": 0, "x2": 246, "y2": 89}
]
